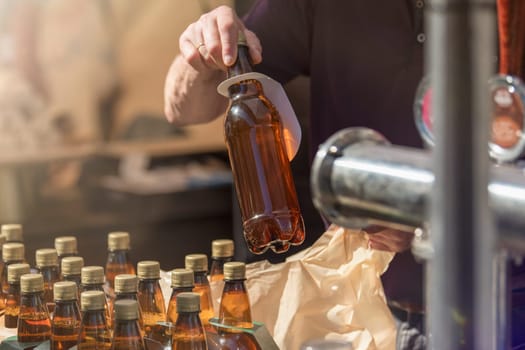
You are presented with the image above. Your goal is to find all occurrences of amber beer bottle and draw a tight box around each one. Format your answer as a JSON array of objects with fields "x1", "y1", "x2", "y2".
[
  {"x1": 208, "y1": 262, "x2": 260, "y2": 350},
  {"x1": 172, "y1": 292, "x2": 208, "y2": 350},
  {"x1": 51, "y1": 281, "x2": 81, "y2": 350},
  {"x1": 185, "y1": 254, "x2": 214, "y2": 328},
  {"x1": 54, "y1": 236, "x2": 78, "y2": 274},
  {"x1": 113, "y1": 274, "x2": 143, "y2": 331},
  {"x1": 105, "y1": 232, "x2": 136, "y2": 290},
  {"x1": 78, "y1": 291, "x2": 112, "y2": 349},
  {"x1": 224, "y1": 33, "x2": 305, "y2": 254},
  {"x1": 111, "y1": 300, "x2": 145, "y2": 350},
  {"x1": 136, "y1": 260, "x2": 167, "y2": 341},
  {"x1": 1, "y1": 242, "x2": 25, "y2": 296},
  {"x1": 209, "y1": 239, "x2": 234, "y2": 282},
  {"x1": 18, "y1": 273, "x2": 52, "y2": 343},
  {"x1": 4, "y1": 263, "x2": 30, "y2": 328},
  {"x1": 35, "y1": 248, "x2": 60, "y2": 305},
  {"x1": 167, "y1": 268, "x2": 195, "y2": 323}
]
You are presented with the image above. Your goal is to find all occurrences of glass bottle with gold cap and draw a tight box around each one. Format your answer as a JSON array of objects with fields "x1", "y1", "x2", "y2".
[
  {"x1": 81, "y1": 266, "x2": 111, "y2": 326},
  {"x1": 208, "y1": 262, "x2": 259, "y2": 350},
  {"x1": 111, "y1": 299, "x2": 145, "y2": 350},
  {"x1": 167, "y1": 268, "x2": 195, "y2": 323},
  {"x1": 112, "y1": 274, "x2": 143, "y2": 332},
  {"x1": 224, "y1": 32, "x2": 305, "y2": 255},
  {"x1": 54, "y1": 236, "x2": 78, "y2": 274},
  {"x1": 4, "y1": 263, "x2": 30, "y2": 328},
  {"x1": 172, "y1": 292, "x2": 208, "y2": 350},
  {"x1": 61, "y1": 256, "x2": 84, "y2": 298},
  {"x1": 185, "y1": 254, "x2": 214, "y2": 328},
  {"x1": 210, "y1": 239, "x2": 234, "y2": 282},
  {"x1": 18, "y1": 273, "x2": 52, "y2": 343},
  {"x1": 78, "y1": 290, "x2": 112, "y2": 349},
  {"x1": 1, "y1": 242, "x2": 25, "y2": 298},
  {"x1": 0, "y1": 234, "x2": 6, "y2": 310},
  {"x1": 137, "y1": 260, "x2": 166, "y2": 342},
  {"x1": 51, "y1": 281, "x2": 81, "y2": 350},
  {"x1": 35, "y1": 248, "x2": 60, "y2": 305},
  {"x1": 105, "y1": 232, "x2": 135, "y2": 291},
  {"x1": 1, "y1": 223, "x2": 24, "y2": 243}
]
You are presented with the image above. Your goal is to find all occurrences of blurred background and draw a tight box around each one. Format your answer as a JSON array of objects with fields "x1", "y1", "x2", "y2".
[{"x1": 0, "y1": 0, "x2": 313, "y2": 270}]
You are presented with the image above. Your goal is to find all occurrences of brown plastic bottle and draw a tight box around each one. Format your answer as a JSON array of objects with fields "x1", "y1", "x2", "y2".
[
  {"x1": 35, "y1": 248, "x2": 60, "y2": 305},
  {"x1": 78, "y1": 291, "x2": 112, "y2": 349},
  {"x1": 1, "y1": 242, "x2": 25, "y2": 304},
  {"x1": 18, "y1": 273, "x2": 52, "y2": 343},
  {"x1": 209, "y1": 239, "x2": 234, "y2": 282},
  {"x1": 112, "y1": 274, "x2": 144, "y2": 333},
  {"x1": 111, "y1": 299, "x2": 145, "y2": 350},
  {"x1": 172, "y1": 292, "x2": 208, "y2": 350},
  {"x1": 224, "y1": 33, "x2": 305, "y2": 255},
  {"x1": 136, "y1": 260, "x2": 166, "y2": 342},
  {"x1": 4, "y1": 263, "x2": 30, "y2": 328},
  {"x1": 185, "y1": 254, "x2": 214, "y2": 328},
  {"x1": 105, "y1": 232, "x2": 136, "y2": 291},
  {"x1": 81, "y1": 266, "x2": 111, "y2": 327},
  {"x1": 61, "y1": 256, "x2": 84, "y2": 300},
  {"x1": 51, "y1": 281, "x2": 81, "y2": 350},
  {"x1": 167, "y1": 268, "x2": 195, "y2": 323},
  {"x1": 54, "y1": 236, "x2": 78, "y2": 275}
]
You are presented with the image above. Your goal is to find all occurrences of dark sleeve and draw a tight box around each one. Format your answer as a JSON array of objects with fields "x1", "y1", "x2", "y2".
[{"x1": 242, "y1": 0, "x2": 312, "y2": 84}]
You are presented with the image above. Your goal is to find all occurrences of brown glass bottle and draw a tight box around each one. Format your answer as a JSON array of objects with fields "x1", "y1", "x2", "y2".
[
  {"x1": 4, "y1": 263, "x2": 30, "y2": 328},
  {"x1": 112, "y1": 274, "x2": 143, "y2": 332},
  {"x1": 78, "y1": 290, "x2": 112, "y2": 349},
  {"x1": 207, "y1": 262, "x2": 260, "y2": 350},
  {"x1": 111, "y1": 299, "x2": 145, "y2": 350},
  {"x1": 51, "y1": 281, "x2": 81, "y2": 350},
  {"x1": 1, "y1": 243, "x2": 25, "y2": 299},
  {"x1": 172, "y1": 292, "x2": 208, "y2": 350},
  {"x1": 35, "y1": 248, "x2": 60, "y2": 305},
  {"x1": 224, "y1": 35, "x2": 305, "y2": 255},
  {"x1": 136, "y1": 261, "x2": 166, "y2": 342},
  {"x1": 18, "y1": 273, "x2": 52, "y2": 343},
  {"x1": 185, "y1": 254, "x2": 214, "y2": 328},
  {"x1": 105, "y1": 232, "x2": 136, "y2": 291},
  {"x1": 167, "y1": 268, "x2": 195, "y2": 323},
  {"x1": 54, "y1": 236, "x2": 78, "y2": 275}
]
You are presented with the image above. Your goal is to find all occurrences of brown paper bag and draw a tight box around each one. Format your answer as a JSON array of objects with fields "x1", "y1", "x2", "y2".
[{"x1": 245, "y1": 225, "x2": 397, "y2": 350}]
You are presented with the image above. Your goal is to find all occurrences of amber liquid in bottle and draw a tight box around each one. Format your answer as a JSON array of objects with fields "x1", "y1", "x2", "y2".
[
  {"x1": 225, "y1": 44, "x2": 305, "y2": 255},
  {"x1": 167, "y1": 286, "x2": 194, "y2": 323},
  {"x1": 138, "y1": 279, "x2": 167, "y2": 341},
  {"x1": 78, "y1": 310, "x2": 112, "y2": 349},
  {"x1": 193, "y1": 271, "x2": 214, "y2": 328},
  {"x1": 18, "y1": 292, "x2": 52, "y2": 343},
  {"x1": 106, "y1": 251, "x2": 135, "y2": 290},
  {"x1": 111, "y1": 300, "x2": 145, "y2": 350},
  {"x1": 52, "y1": 300, "x2": 81, "y2": 349},
  {"x1": 172, "y1": 293, "x2": 208, "y2": 350},
  {"x1": 4, "y1": 282, "x2": 21, "y2": 328},
  {"x1": 39, "y1": 265, "x2": 60, "y2": 305}
]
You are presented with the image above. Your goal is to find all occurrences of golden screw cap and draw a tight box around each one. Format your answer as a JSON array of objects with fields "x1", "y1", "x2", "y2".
[
  {"x1": 54, "y1": 281, "x2": 78, "y2": 301},
  {"x1": 114, "y1": 299, "x2": 139, "y2": 321},
  {"x1": 61, "y1": 256, "x2": 84, "y2": 276},
  {"x1": 170, "y1": 268, "x2": 194, "y2": 288},
  {"x1": 212, "y1": 239, "x2": 234, "y2": 258},
  {"x1": 54, "y1": 236, "x2": 78, "y2": 256},
  {"x1": 1, "y1": 224, "x2": 23, "y2": 242},
  {"x1": 137, "y1": 260, "x2": 160, "y2": 279},
  {"x1": 36, "y1": 248, "x2": 58, "y2": 267},
  {"x1": 81, "y1": 266, "x2": 105, "y2": 285},
  {"x1": 21, "y1": 273, "x2": 44, "y2": 293},
  {"x1": 176, "y1": 292, "x2": 201, "y2": 313},
  {"x1": 108, "y1": 232, "x2": 131, "y2": 251},
  {"x1": 2, "y1": 242, "x2": 25, "y2": 262},
  {"x1": 185, "y1": 254, "x2": 208, "y2": 272},
  {"x1": 115, "y1": 274, "x2": 138, "y2": 294},
  {"x1": 7, "y1": 263, "x2": 30, "y2": 283},
  {"x1": 81, "y1": 290, "x2": 106, "y2": 311},
  {"x1": 224, "y1": 261, "x2": 246, "y2": 281}
]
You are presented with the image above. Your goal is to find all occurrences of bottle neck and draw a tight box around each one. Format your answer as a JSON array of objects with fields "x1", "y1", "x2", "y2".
[{"x1": 227, "y1": 45, "x2": 253, "y2": 78}]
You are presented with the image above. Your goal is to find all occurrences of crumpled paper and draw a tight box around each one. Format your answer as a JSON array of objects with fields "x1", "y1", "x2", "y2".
[{"x1": 245, "y1": 225, "x2": 397, "y2": 350}]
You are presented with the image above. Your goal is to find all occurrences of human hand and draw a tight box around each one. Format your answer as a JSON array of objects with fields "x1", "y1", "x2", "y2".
[
  {"x1": 365, "y1": 225, "x2": 414, "y2": 253},
  {"x1": 179, "y1": 5, "x2": 262, "y2": 72}
]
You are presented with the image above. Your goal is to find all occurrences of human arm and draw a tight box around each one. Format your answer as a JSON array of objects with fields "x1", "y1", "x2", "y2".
[{"x1": 163, "y1": 5, "x2": 262, "y2": 125}]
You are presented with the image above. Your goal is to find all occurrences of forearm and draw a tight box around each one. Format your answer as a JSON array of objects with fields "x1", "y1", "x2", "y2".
[{"x1": 164, "y1": 54, "x2": 228, "y2": 126}]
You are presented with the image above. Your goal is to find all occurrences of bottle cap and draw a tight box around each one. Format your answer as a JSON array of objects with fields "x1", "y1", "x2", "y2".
[
  {"x1": 21, "y1": 273, "x2": 44, "y2": 293},
  {"x1": 81, "y1": 290, "x2": 106, "y2": 311},
  {"x1": 1, "y1": 224, "x2": 23, "y2": 242},
  {"x1": 185, "y1": 254, "x2": 208, "y2": 272},
  {"x1": 2, "y1": 242, "x2": 25, "y2": 262},
  {"x1": 54, "y1": 281, "x2": 78, "y2": 301},
  {"x1": 176, "y1": 292, "x2": 201, "y2": 313},
  {"x1": 224, "y1": 261, "x2": 246, "y2": 281},
  {"x1": 114, "y1": 299, "x2": 139, "y2": 321},
  {"x1": 170, "y1": 268, "x2": 194, "y2": 288},
  {"x1": 212, "y1": 239, "x2": 234, "y2": 258},
  {"x1": 115, "y1": 274, "x2": 138, "y2": 294},
  {"x1": 7, "y1": 263, "x2": 30, "y2": 283},
  {"x1": 54, "y1": 236, "x2": 78, "y2": 256},
  {"x1": 35, "y1": 248, "x2": 58, "y2": 267},
  {"x1": 238, "y1": 30, "x2": 247, "y2": 46},
  {"x1": 61, "y1": 256, "x2": 84, "y2": 276},
  {"x1": 108, "y1": 232, "x2": 131, "y2": 251},
  {"x1": 137, "y1": 260, "x2": 160, "y2": 279},
  {"x1": 81, "y1": 266, "x2": 105, "y2": 285}
]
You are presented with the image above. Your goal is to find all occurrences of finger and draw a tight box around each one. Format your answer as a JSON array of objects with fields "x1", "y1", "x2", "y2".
[
  {"x1": 180, "y1": 37, "x2": 207, "y2": 71},
  {"x1": 202, "y1": 14, "x2": 225, "y2": 69},
  {"x1": 245, "y1": 30, "x2": 263, "y2": 64},
  {"x1": 216, "y1": 10, "x2": 240, "y2": 66}
]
